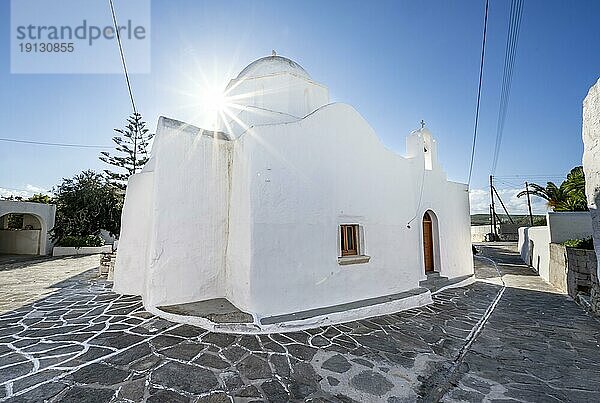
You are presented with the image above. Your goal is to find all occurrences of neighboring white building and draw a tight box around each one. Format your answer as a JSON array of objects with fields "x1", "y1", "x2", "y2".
[
  {"x1": 114, "y1": 55, "x2": 473, "y2": 332},
  {"x1": 583, "y1": 78, "x2": 600, "y2": 313},
  {"x1": 583, "y1": 78, "x2": 600, "y2": 280},
  {"x1": 0, "y1": 200, "x2": 56, "y2": 255}
]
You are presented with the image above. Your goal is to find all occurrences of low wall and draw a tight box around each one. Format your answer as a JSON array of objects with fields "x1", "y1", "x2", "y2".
[
  {"x1": 0, "y1": 230, "x2": 41, "y2": 255},
  {"x1": 499, "y1": 223, "x2": 519, "y2": 241},
  {"x1": 471, "y1": 225, "x2": 491, "y2": 242},
  {"x1": 549, "y1": 243, "x2": 597, "y2": 295},
  {"x1": 518, "y1": 226, "x2": 529, "y2": 260},
  {"x1": 53, "y1": 245, "x2": 112, "y2": 256},
  {"x1": 519, "y1": 212, "x2": 594, "y2": 285},
  {"x1": 547, "y1": 211, "x2": 593, "y2": 243},
  {"x1": 519, "y1": 226, "x2": 550, "y2": 281}
]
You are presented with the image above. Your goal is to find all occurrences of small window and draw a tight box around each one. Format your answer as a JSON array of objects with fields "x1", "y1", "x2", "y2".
[{"x1": 340, "y1": 224, "x2": 359, "y2": 256}]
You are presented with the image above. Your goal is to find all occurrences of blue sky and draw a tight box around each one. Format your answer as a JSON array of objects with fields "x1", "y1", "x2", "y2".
[{"x1": 1, "y1": 0, "x2": 599, "y2": 214}]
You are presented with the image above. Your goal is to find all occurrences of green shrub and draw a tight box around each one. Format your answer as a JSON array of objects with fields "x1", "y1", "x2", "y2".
[
  {"x1": 58, "y1": 235, "x2": 104, "y2": 248},
  {"x1": 563, "y1": 237, "x2": 594, "y2": 250}
]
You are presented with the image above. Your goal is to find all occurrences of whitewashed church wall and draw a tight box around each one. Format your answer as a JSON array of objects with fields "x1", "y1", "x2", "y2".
[
  {"x1": 225, "y1": 139, "x2": 254, "y2": 314},
  {"x1": 143, "y1": 118, "x2": 232, "y2": 307},
  {"x1": 239, "y1": 103, "x2": 473, "y2": 319},
  {"x1": 112, "y1": 171, "x2": 154, "y2": 296},
  {"x1": 429, "y1": 181, "x2": 473, "y2": 280}
]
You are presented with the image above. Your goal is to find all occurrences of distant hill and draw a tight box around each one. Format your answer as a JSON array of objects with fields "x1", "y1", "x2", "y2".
[{"x1": 471, "y1": 214, "x2": 546, "y2": 226}]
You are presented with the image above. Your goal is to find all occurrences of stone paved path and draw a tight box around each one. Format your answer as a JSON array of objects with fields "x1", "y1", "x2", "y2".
[
  {"x1": 0, "y1": 245, "x2": 598, "y2": 402},
  {"x1": 442, "y1": 244, "x2": 600, "y2": 403},
  {"x1": 0, "y1": 255, "x2": 100, "y2": 315}
]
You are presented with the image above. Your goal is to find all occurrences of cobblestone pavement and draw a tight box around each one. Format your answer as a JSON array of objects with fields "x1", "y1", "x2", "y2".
[{"x1": 0, "y1": 246, "x2": 599, "y2": 402}]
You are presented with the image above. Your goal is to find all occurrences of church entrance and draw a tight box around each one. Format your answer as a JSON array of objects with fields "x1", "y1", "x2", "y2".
[{"x1": 422, "y1": 212, "x2": 435, "y2": 273}]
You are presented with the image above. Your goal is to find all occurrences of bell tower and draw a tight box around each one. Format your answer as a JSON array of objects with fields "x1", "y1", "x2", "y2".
[{"x1": 406, "y1": 124, "x2": 439, "y2": 171}]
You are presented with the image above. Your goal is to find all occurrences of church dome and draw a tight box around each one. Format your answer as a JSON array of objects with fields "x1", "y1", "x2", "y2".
[{"x1": 235, "y1": 55, "x2": 311, "y2": 81}]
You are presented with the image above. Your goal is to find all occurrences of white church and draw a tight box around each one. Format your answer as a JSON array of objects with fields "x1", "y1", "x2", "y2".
[{"x1": 114, "y1": 55, "x2": 473, "y2": 332}]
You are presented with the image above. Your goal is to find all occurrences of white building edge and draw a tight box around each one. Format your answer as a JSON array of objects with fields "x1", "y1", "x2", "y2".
[{"x1": 114, "y1": 55, "x2": 473, "y2": 333}]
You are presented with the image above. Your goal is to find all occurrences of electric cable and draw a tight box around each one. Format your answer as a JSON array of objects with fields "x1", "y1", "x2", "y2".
[
  {"x1": 491, "y1": 0, "x2": 524, "y2": 174},
  {"x1": 0, "y1": 138, "x2": 111, "y2": 149},
  {"x1": 467, "y1": 0, "x2": 489, "y2": 188}
]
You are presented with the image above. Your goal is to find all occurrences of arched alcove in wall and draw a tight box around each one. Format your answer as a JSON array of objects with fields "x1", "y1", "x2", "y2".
[
  {"x1": 0, "y1": 213, "x2": 44, "y2": 255},
  {"x1": 422, "y1": 210, "x2": 441, "y2": 274}
]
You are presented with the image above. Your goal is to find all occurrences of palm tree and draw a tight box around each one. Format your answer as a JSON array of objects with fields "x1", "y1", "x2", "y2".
[
  {"x1": 563, "y1": 166, "x2": 587, "y2": 209},
  {"x1": 517, "y1": 182, "x2": 568, "y2": 210},
  {"x1": 517, "y1": 166, "x2": 588, "y2": 212}
]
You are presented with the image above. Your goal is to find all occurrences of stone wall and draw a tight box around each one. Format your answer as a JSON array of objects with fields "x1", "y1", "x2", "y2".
[
  {"x1": 549, "y1": 243, "x2": 596, "y2": 296},
  {"x1": 582, "y1": 78, "x2": 600, "y2": 315},
  {"x1": 567, "y1": 247, "x2": 596, "y2": 297}
]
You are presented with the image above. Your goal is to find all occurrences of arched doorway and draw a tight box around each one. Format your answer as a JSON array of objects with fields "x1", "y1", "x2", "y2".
[
  {"x1": 0, "y1": 213, "x2": 43, "y2": 255},
  {"x1": 422, "y1": 211, "x2": 439, "y2": 274},
  {"x1": 422, "y1": 212, "x2": 434, "y2": 272}
]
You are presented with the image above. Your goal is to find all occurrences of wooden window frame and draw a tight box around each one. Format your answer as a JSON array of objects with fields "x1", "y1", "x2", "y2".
[{"x1": 340, "y1": 224, "x2": 359, "y2": 257}]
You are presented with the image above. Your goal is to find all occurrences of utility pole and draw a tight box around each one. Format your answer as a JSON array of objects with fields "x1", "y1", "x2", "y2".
[
  {"x1": 492, "y1": 186, "x2": 515, "y2": 224},
  {"x1": 490, "y1": 175, "x2": 497, "y2": 240},
  {"x1": 525, "y1": 181, "x2": 534, "y2": 226},
  {"x1": 489, "y1": 204, "x2": 494, "y2": 239}
]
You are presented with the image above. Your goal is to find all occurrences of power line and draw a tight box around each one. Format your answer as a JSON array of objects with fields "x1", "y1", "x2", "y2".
[
  {"x1": 0, "y1": 137, "x2": 111, "y2": 149},
  {"x1": 1, "y1": 4, "x2": 137, "y2": 153},
  {"x1": 491, "y1": 0, "x2": 524, "y2": 174},
  {"x1": 467, "y1": 0, "x2": 489, "y2": 188},
  {"x1": 108, "y1": 0, "x2": 143, "y2": 173},
  {"x1": 108, "y1": 0, "x2": 137, "y2": 115},
  {"x1": 494, "y1": 175, "x2": 565, "y2": 179}
]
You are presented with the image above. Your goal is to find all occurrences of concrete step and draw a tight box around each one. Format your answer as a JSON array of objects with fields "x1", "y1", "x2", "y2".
[
  {"x1": 419, "y1": 273, "x2": 474, "y2": 293},
  {"x1": 419, "y1": 272, "x2": 450, "y2": 292}
]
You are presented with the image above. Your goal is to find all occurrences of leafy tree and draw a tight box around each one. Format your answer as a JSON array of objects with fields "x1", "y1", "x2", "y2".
[
  {"x1": 5, "y1": 214, "x2": 24, "y2": 229},
  {"x1": 28, "y1": 193, "x2": 52, "y2": 204},
  {"x1": 100, "y1": 112, "x2": 154, "y2": 190},
  {"x1": 50, "y1": 170, "x2": 123, "y2": 242},
  {"x1": 517, "y1": 166, "x2": 588, "y2": 212}
]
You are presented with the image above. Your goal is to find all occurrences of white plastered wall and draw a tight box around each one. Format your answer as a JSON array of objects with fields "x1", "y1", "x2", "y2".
[
  {"x1": 583, "y1": 78, "x2": 600, "y2": 278},
  {"x1": 112, "y1": 171, "x2": 154, "y2": 296},
  {"x1": 114, "y1": 117, "x2": 235, "y2": 308},
  {"x1": 238, "y1": 103, "x2": 473, "y2": 319},
  {"x1": 144, "y1": 118, "x2": 232, "y2": 307}
]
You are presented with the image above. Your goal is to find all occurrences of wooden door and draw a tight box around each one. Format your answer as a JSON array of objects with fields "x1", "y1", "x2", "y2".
[{"x1": 423, "y1": 213, "x2": 434, "y2": 273}]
